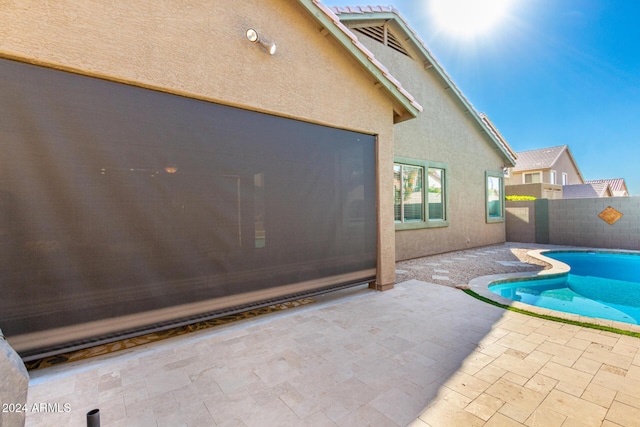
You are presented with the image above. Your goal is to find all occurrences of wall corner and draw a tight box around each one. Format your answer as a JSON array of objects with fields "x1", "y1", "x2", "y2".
[{"x1": 0, "y1": 329, "x2": 29, "y2": 427}]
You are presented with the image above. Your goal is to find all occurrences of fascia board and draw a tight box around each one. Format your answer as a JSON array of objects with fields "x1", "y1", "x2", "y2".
[
  {"x1": 561, "y1": 146, "x2": 586, "y2": 183},
  {"x1": 337, "y1": 9, "x2": 517, "y2": 166},
  {"x1": 297, "y1": 0, "x2": 421, "y2": 123}
]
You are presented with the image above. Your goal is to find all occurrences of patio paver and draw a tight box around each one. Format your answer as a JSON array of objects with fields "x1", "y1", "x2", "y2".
[{"x1": 22, "y1": 245, "x2": 640, "y2": 426}]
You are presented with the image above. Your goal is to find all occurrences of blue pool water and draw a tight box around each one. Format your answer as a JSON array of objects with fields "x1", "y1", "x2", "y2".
[{"x1": 489, "y1": 251, "x2": 640, "y2": 325}]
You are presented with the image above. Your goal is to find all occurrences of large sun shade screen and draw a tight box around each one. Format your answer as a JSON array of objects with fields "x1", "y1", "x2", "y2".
[{"x1": 0, "y1": 59, "x2": 377, "y2": 355}]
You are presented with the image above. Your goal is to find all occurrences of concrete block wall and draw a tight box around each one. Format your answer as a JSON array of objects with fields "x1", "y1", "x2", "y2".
[
  {"x1": 505, "y1": 201, "x2": 536, "y2": 243},
  {"x1": 548, "y1": 197, "x2": 640, "y2": 250},
  {"x1": 506, "y1": 197, "x2": 640, "y2": 250}
]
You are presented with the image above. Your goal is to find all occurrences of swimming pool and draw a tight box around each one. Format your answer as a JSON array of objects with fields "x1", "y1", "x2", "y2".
[{"x1": 489, "y1": 251, "x2": 640, "y2": 325}]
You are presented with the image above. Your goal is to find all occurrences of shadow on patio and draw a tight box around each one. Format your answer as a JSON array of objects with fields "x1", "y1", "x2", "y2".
[{"x1": 25, "y1": 244, "x2": 640, "y2": 426}]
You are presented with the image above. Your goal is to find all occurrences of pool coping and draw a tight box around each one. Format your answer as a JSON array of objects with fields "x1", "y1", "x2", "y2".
[{"x1": 468, "y1": 249, "x2": 640, "y2": 334}]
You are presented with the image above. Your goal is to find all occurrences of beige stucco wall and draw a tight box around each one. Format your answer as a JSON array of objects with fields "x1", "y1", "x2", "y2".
[
  {"x1": 552, "y1": 151, "x2": 584, "y2": 184},
  {"x1": 355, "y1": 35, "x2": 508, "y2": 260},
  {"x1": 506, "y1": 183, "x2": 563, "y2": 199},
  {"x1": 0, "y1": 0, "x2": 399, "y2": 288},
  {"x1": 506, "y1": 170, "x2": 545, "y2": 186}
]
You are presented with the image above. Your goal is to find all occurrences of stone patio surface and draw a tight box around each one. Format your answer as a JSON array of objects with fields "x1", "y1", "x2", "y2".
[{"x1": 24, "y1": 244, "x2": 640, "y2": 426}]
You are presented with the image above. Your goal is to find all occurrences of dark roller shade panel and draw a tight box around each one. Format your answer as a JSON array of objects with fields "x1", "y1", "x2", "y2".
[{"x1": 0, "y1": 58, "x2": 377, "y2": 353}]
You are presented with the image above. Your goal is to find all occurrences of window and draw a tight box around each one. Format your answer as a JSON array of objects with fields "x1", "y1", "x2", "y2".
[
  {"x1": 562, "y1": 173, "x2": 568, "y2": 185},
  {"x1": 394, "y1": 157, "x2": 448, "y2": 230},
  {"x1": 394, "y1": 164, "x2": 423, "y2": 223},
  {"x1": 550, "y1": 170, "x2": 556, "y2": 184},
  {"x1": 427, "y1": 167, "x2": 445, "y2": 221},
  {"x1": 486, "y1": 171, "x2": 504, "y2": 223},
  {"x1": 523, "y1": 172, "x2": 541, "y2": 184}
]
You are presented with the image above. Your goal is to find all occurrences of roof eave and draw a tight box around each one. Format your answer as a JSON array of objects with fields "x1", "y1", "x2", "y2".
[
  {"x1": 512, "y1": 166, "x2": 551, "y2": 173},
  {"x1": 334, "y1": 9, "x2": 517, "y2": 166},
  {"x1": 561, "y1": 146, "x2": 586, "y2": 183},
  {"x1": 297, "y1": 1, "x2": 421, "y2": 124}
]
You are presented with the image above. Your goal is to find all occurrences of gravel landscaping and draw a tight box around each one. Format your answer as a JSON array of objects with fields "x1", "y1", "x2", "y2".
[{"x1": 394, "y1": 242, "x2": 560, "y2": 288}]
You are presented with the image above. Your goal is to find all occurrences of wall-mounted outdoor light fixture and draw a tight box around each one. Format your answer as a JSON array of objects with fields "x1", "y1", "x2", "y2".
[{"x1": 246, "y1": 28, "x2": 276, "y2": 55}]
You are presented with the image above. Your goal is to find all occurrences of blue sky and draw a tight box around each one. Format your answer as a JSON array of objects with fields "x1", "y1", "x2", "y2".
[{"x1": 323, "y1": 1, "x2": 640, "y2": 195}]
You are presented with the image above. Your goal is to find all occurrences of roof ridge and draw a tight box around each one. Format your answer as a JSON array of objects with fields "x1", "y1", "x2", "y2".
[
  {"x1": 516, "y1": 145, "x2": 567, "y2": 154},
  {"x1": 550, "y1": 145, "x2": 567, "y2": 168},
  {"x1": 585, "y1": 178, "x2": 626, "y2": 192}
]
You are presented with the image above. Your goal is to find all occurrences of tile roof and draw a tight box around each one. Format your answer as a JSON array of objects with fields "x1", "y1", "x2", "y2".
[
  {"x1": 585, "y1": 178, "x2": 627, "y2": 194},
  {"x1": 330, "y1": 5, "x2": 517, "y2": 166},
  {"x1": 479, "y1": 113, "x2": 518, "y2": 161},
  {"x1": 331, "y1": 5, "x2": 400, "y2": 14},
  {"x1": 562, "y1": 183, "x2": 611, "y2": 199},
  {"x1": 512, "y1": 145, "x2": 567, "y2": 172},
  {"x1": 308, "y1": 1, "x2": 422, "y2": 117}
]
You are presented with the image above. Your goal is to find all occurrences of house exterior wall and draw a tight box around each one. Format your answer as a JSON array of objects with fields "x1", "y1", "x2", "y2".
[
  {"x1": 505, "y1": 171, "x2": 526, "y2": 186},
  {"x1": 507, "y1": 151, "x2": 584, "y2": 190},
  {"x1": 505, "y1": 171, "x2": 523, "y2": 186},
  {"x1": 507, "y1": 170, "x2": 558, "y2": 186},
  {"x1": 552, "y1": 151, "x2": 584, "y2": 185},
  {"x1": 355, "y1": 36, "x2": 508, "y2": 260},
  {"x1": 505, "y1": 169, "x2": 562, "y2": 185},
  {"x1": 506, "y1": 183, "x2": 563, "y2": 199},
  {"x1": 0, "y1": 0, "x2": 398, "y2": 288}
]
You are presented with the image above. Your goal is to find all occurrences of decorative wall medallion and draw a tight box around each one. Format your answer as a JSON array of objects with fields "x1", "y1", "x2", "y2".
[{"x1": 598, "y1": 206, "x2": 623, "y2": 225}]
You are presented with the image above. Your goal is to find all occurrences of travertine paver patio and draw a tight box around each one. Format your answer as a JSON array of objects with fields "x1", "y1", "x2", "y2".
[{"x1": 24, "y1": 246, "x2": 640, "y2": 426}]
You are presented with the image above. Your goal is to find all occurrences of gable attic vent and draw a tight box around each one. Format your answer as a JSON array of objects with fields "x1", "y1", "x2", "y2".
[{"x1": 353, "y1": 25, "x2": 410, "y2": 57}]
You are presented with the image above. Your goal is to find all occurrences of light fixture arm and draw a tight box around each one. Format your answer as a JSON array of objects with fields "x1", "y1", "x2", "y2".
[{"x1": 246, "y1": 28, "x2": 276, "y2": 55}]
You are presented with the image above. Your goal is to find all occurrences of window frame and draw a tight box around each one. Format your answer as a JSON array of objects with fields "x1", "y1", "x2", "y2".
[
  {"x1": 485, "y1": 170, "x2": 505, "y2": 223},
  {"x1": 523, "y1": 171, "x2": 542, "y2": 184},
  {"x1": 394, "y1": 156, "x2": 449, "y2": 230},
  {"x1": 550, "y1": 170, "x2": 556, "y2": 184},
  {"x1": 562, "y1": 173, "x2": 568, "y2": 185}
]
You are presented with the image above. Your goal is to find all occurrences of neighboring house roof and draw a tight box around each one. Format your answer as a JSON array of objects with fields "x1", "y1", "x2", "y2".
[
  {"x1": 297, "y1": 1, "x2": 422, "y2": 123},
  {"x1": 329, "y1": 5, "x2": 517, "y2": 167},
  {"x1": 513, "y1": 145, "x2": 585, "y2": 182},
  {"x1": 513, "y1": 145, "x2": 566, "y2": 171},
  {"x1": 586, "y1": 178, "x2": 629, "y2": 196},
  {"x1": 563, "y1": 183, "x2": 612, "y2": 199}
]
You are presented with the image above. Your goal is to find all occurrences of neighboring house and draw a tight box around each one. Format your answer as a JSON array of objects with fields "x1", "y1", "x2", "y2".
[
  {"x1": 1, "y1": 0, "x2": 425, "y2": 355},
  {"x1": 586, "y1": 178, "x2": 630, "y2": 197},
  {"x1": 505, "y1": 145, "x2": 585, "y2": 199},
  {"x1": 563, "y1": 183, "x2": 613, "y2": 199},
  {"x1": 332, "y1": 6, "x2": 517, "y2": 260}
]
